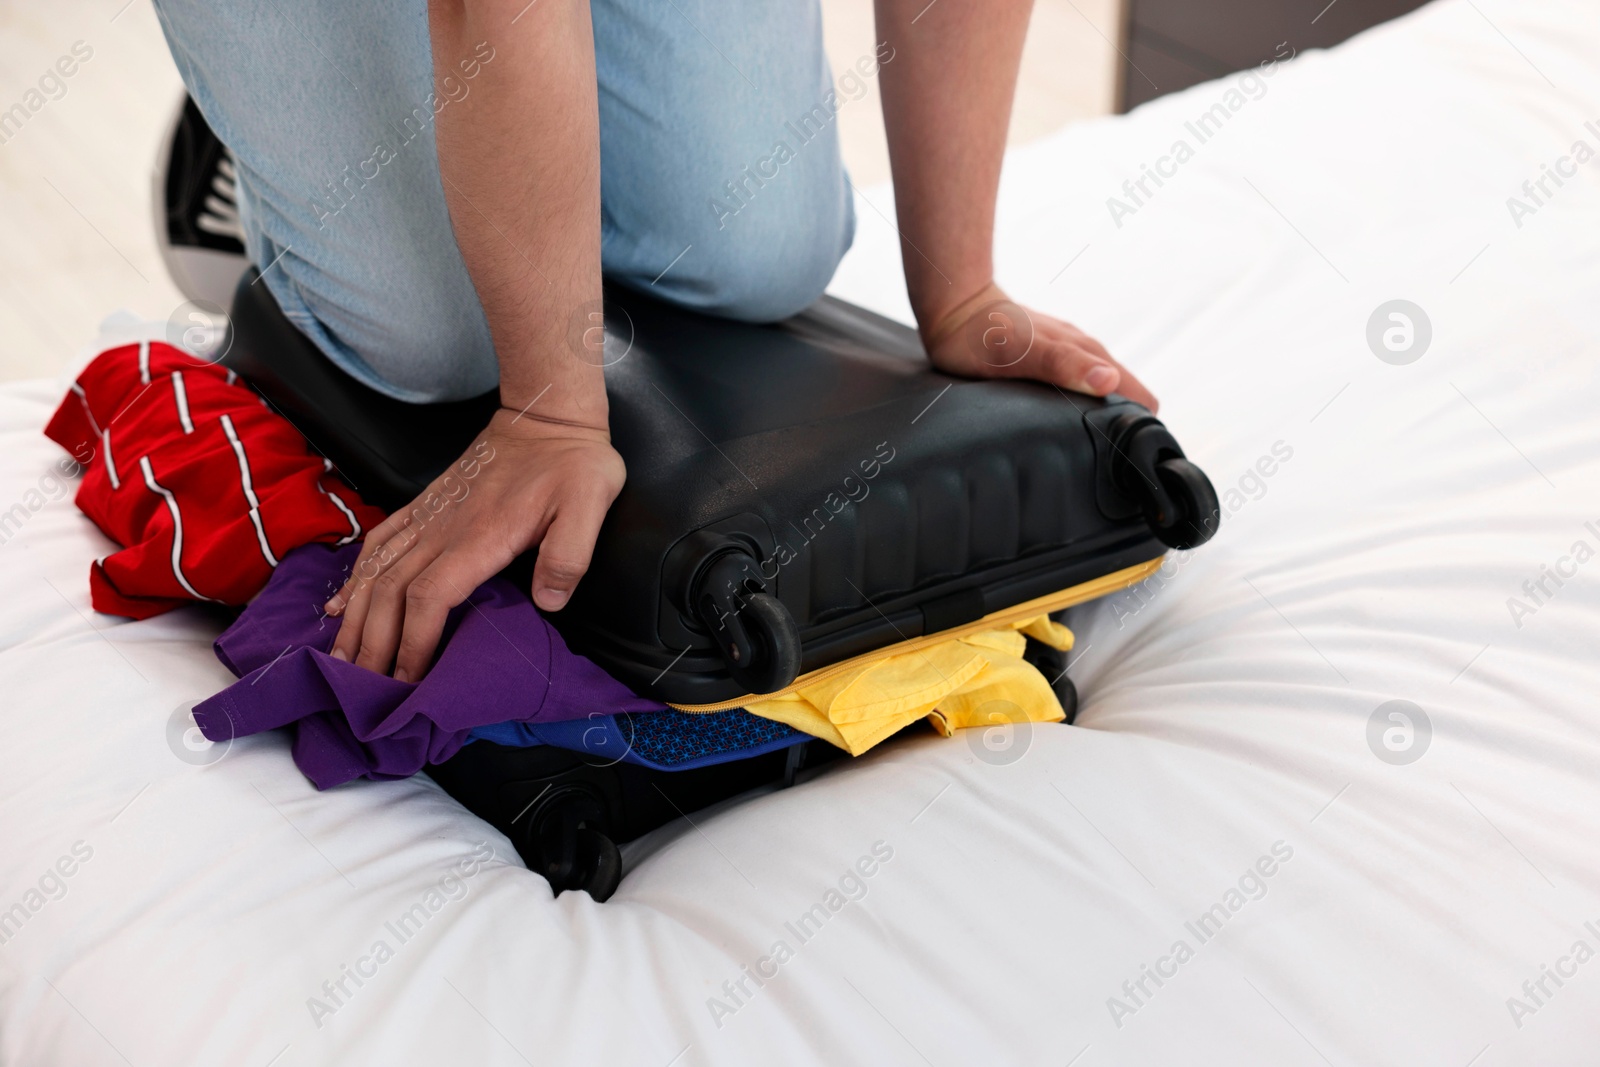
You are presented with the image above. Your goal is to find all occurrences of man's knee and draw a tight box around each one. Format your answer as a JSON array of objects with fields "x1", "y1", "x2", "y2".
[
  {"x1": 273, "y1": 260, "x2": 498, "y2": 404},
  {"x1": 677, "y1": 174, "x2": 856, "y2": 323}
]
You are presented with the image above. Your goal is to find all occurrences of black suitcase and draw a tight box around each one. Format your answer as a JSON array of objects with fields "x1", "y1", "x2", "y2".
[
  {"x1": 426, "y1": 734, "x2": 847, "y2": 899},
  {"x1": 426, "y1": 631, "x2": 1077, "y2": 900},
  {"x1": 223, "y1": 271, "x2": 1218, "y2": 898},
  {"x1": 225, "y1": 272, "x2": 1217, "y2": 704}
]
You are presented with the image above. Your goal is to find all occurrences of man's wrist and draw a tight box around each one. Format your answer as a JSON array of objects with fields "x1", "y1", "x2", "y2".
[
  {"x1": 498, "y1": 358, "x2": 608, "y2": 426},
  {"x1": 909, "y1": 264, "x2": 996, "y2": 336},
  {"x1": 920, "y1": 281, "x2": 1008, "y2": 348},
  {"x1": 492, "y1": 404, "x2": 610, "y2": 437}
]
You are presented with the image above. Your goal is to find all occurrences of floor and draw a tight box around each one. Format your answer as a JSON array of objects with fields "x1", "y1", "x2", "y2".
[{"x1": 0, "y1": 0, "x2": 1121, "y2": 383}]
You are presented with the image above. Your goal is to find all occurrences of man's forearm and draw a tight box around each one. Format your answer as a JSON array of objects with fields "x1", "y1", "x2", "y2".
[
  {"x1": 429, "y1": 0, "x2": 607, "y2": 427},
  {"x1": 874, "y1": 0, "x2": 1033, "y2": 332}
]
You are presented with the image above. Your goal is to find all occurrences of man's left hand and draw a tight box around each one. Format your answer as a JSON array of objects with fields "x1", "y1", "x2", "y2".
[{"x1": 921, "y1": 283, "x2": 1159, "y2": 412}]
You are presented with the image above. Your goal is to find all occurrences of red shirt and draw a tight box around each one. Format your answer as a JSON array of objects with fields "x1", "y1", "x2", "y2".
[{"x1": 45, "y1": 340, "x2": 386, "y2": 619}]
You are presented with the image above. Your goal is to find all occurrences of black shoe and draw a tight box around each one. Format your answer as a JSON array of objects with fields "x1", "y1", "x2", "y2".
[{"x1": 154, "y1": 94, "x2": 250, "y2": 309}]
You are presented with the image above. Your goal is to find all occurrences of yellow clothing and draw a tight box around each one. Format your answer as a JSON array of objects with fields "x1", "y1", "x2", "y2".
[{"x1": 745, "y1": 614, "x2": 1074, "y2": 756}]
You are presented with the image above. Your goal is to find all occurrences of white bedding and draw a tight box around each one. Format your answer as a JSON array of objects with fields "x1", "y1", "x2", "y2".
[{"x1": 5, "y1": 1, "x2": 1600, "y2": 1063}]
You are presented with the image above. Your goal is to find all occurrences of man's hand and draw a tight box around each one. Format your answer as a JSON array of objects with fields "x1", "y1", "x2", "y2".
[
  {"x1": 921, "y1": 283, "x2": 1159, "y2": 412},
  {"x1": 348, "y1": 0, "x2": 616, "y2": 682},
  {"x1": 323, "y1": 409, "x2": 625, "y2": 682},
  {"x1": 875, "y1": 0, "x2": 1160, "y2": 411}
]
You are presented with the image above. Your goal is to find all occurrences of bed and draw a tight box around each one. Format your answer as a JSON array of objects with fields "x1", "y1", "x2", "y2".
[{"x1": 4, "y1": 0, "x2": 1599, "y2": 1062}]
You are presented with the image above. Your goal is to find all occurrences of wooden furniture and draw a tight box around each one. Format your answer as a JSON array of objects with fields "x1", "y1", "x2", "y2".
[{"x1": 1117, "y1": 0, "x2": 1432, "y2": 111}]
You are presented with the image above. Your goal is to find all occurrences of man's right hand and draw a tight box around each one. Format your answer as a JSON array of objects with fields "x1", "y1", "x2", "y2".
[
  {"x1": 323, "y1": 407, "x2": 625, "y2": 683},
  {"x1": 353, "y1": 0, "x2": 619, "y2": 682}
]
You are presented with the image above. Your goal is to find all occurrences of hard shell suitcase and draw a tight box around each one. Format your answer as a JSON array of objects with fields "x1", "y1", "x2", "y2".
[
  {"x1": 224, "y1": 271, "x2": 1219, "y2": 708},
  {"x1": 427, "y1": 735, "x2": 846, "y2": 901},
  {"x1": 427, "y1": 633, "x2": 1077, "y2": 901}
]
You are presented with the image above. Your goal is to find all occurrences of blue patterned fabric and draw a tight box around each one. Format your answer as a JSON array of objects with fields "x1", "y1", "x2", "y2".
[
  {"x1": 624, "y1": 709, "x2": 802, "y2": 766},
  {"x1": 467, "y1": 708, "x2": 807, "y2": 772}
]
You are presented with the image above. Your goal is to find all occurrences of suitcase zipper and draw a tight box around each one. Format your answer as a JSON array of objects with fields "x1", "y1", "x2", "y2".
[{"x1": 667, "y1": 554, "x2": 1167, "y2": 713}]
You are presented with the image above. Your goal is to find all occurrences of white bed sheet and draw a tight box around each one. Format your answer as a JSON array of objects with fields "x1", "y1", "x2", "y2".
[{"x1": 4, "y1": 1, "x2": 1600, "y2": 1063}]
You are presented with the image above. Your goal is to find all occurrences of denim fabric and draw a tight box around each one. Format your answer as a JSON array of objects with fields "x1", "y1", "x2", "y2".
[{"x1": 152, "y1": 0, "x2": 855, "y2": 401}]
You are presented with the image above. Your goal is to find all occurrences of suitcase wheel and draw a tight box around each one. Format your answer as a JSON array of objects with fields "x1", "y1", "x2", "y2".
[
  {"x1": 520, "y1": 789, "x2": 623, "y2": 901},
  {"x1": 1022, "y1": 635, "x2": 1078, "y2": 724},
  {"x1": 692, "y1": 553, "x2": 803, "y2": 695},
  {"x1": 721, "y1": 591, "x2": 803, "y2": 695},
  {"x1": 1108, "y1": 413, "x2": 1220, "y2": 551},
  {"x1": 1142, "y1": 457, "x2": 1220, "y2": 550},
  {"x1": 1056, "y1": 673, "x2": 1079, "y2": 725}
]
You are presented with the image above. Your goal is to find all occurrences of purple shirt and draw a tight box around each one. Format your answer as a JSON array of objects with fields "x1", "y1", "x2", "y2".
[{"x1": 194, "y1": 543, "x2": 664, "y2": 788}]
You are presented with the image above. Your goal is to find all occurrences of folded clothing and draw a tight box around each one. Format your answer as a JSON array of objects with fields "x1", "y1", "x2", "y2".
[
  {"x1": 44, "y1": 340, "x2": 386, "y2": 618},
  {"x1": 197, "y1": 542, "x2": 810, "y2": 787},
  {"x1": 201, "y1": 539, "x2": 1073, "y2": 780},
  {"x1": 744, "y1": 615, "x2": 1074, "y2": 756}
]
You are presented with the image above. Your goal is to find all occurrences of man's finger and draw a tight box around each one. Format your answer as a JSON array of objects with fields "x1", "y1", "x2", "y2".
[
  {"x1": 1111, "y1": 361, "x2": 1160, "y2": 412},
  {"x1": 1076, "y1": 333, "x2": 1115, "y2": 366},
  {"x1": 392, "y1": 559, "x2": 478, "y2": 683},
  {"x1": 331, "y1": 530, "x2": 422, "y2": 664},
  {"x1": 1039, "y1": 339, "x2": 1122, "y2": 397},
  {"x1": 326, "y1": 512, "x2": 409, "y2": 615},
  {"x1": 353, "y1": 543, "x2": 438, "y2": 676},
  {"x1": 530, "y1": 493, "x2": 609, "y2": 612}
]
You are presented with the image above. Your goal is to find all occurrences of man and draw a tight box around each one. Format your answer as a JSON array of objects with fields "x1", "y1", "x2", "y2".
[{"x1": 153, "y1": 0, "x2": 1157, "y2": 682}]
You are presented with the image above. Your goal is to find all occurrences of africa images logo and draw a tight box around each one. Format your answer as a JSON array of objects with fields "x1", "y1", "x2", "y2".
[
  {"x1": 1366, "y1": 700, "x2": 1431, "y2": 766},
  {"x1": 1366, "y1": 300, "x2": 1431, "y2": 366}
]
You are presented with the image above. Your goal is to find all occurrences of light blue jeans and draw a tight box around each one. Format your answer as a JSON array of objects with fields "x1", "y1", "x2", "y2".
[{"x1": 152, "y1": 0, "x2": 856, "y2": 402}]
